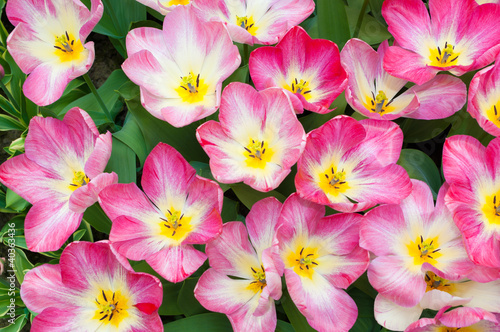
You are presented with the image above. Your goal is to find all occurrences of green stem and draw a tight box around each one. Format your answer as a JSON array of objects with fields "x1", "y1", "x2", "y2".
[
  {"x1": 243, "y1": 43, "x2": 249, "y2": 66},
  {"x1": 353, "y1": 0, "x2": 370, "y2": 39},
  {"x1": 83, "y1": 73, "x2": 115, "y2": 128},
  {"x1": 0, "y1": 80, "x2": 20, "y2": 111}
]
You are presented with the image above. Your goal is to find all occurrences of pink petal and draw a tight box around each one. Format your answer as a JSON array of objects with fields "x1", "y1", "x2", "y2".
[
  {"x1": 68, "y1": 172, "x2": 117, "y2": 213},
  {"x1": 368, "y1": 255, "x2": 426, "y2": 307},
  {"x1": 25, "y1": 199, "x2": 82, "y2": 252},
  {"x1": 21, "y1": 264, "x2": 77, "y2": 313},
  {"x1": 83, "y1": 132, "x2": 112, "y2": 179},
  {"x1": 79, "y1": 0, "x2": 104, "y2": 41},
  {"x1": 141, "y1": 142, "x2": 196, "y2": 209},
  {"x1": 246, "y1": 197, "x2": 282, "y2": 259},
  {"x1": 146, "y1": 245, "x2": 206, "y2": 283},
  {"x1": 407, "y1": 75, "x2": 466, "y2": 120},
  {"x1": 374, "y1": 294, "x2": 423, "y2": 331},
  {"x1": 383, "y1": 46, "x2": 438, "y2": 85},
  {"x1": 31, "y1": 308, "x2": 81, "y2": 332},
  {"x1": 126, "y1": 272, "x2": 163, "y2": 312},
  {"x1": 227, "y1": 296, "x2": 277, "y2": 332},
  {"x1": 314, "y1": 213, "x2": 363, "y2": 256},
  {"x1": 206, "y1": 222, "x2": 259, "y2": 279}
]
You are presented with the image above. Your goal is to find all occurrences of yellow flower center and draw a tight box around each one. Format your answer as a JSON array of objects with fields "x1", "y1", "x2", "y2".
[
  {"x1": 365, "y1": 90, "x2": 395, "y2": 115},
  {"x1": 69, "y1": 171, "x2": 89, "y2": 191},
  {"x1": 284, "y1": 78, "x2": 312, "y2": 101},
  {"x1": 175, "y1": 72, "x2": 209, "y2": 104},
  {"x1": 481, "y1": 192, "x2": 500, "y2": 226},
  {"x1": 236, "y1": 16, "x2": 258, "y2": 36},
  {"x1": 158, "y1": 208, "x2": 193, "y2": 243},
  {"x1": 92, "y1": 290, "x2": 129, "y2": 328},
  {"x1": 247, "y1": 266, "x2": 267, "y2": 293},
  {"x1": 244, "y1": 139, "x2": 274, "y2": 169},
  {"x1": 54, "y1": 31, "x2": 84, "y2": 63},
  {"x1": 407, "y1": 235, "x2": 442, "y2": 266},
  {"x1": 485, "y1": 103, "x2": 500, "y2": 129},
  {"x1": 318, "y1": 166, "x2": 349, "y2": 197},
  {"x1": 437, "y1": 328, "x2": 476, "y2": 332},
  {"x1": 167, "y1": 0, "x2": 189, "y2": 5},
  {"x1": 424, "y1": 271, "x2": 453, "y2": 293},
  {"x1": 286, "y1": 246, "x2": 318, "y2": 279},
  {"x1": 429, "y1": 41, "x2": 460, "y2": 67}
]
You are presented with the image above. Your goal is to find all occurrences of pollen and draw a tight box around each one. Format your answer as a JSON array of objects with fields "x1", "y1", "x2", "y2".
[
  {"x1": 236, "y1": 15, "x2": 258, "y2": 36},
  {"x1": 247, "y1": 265, "x2": 267, "y2": 293},
  {"x1": 54, "y1": 31, "x2": 84, "y2": 63},
  {"x1": 364, "y1": 90, "x2": 395, "y2": 115},
  {"x1": 175, "y1": 72, "x2": 209, "y2": 104},
  {"x1": 429, "y1": 41, "x2": 460, "y2": 67},
  {"x1": 244, "y1": 139, "x2": 274, "y2": 169},
  {"x1": 92, "y1": 289, "x2": 129, "y2": 328},
  {"x1": 481, "y1": 192, "x2": 500, "y2": 227},
  {"x1": 158, "y1": 207, "x2": 193, "y2": 242},
  {"x1": 286, "y1": 246, "x2": 318, "y2": 279},
  {"x1": 68, "y1": 170, "x2": 89, "y2": 191},
  {"x1": 167, "y1": 0, "x2": 189, "y2": 5},
  {"x1": 424, "y1": 271, "x2": 453, "y2": 293},
  {"x1": 318, "y1": 165, "x2": 349, "y2": 197},
  {"x1": 284, "y1": 78, "x2": 313, "y2": 101},
  {"x1": 407, "y1": 235, "x2": 442, "y2": 266}
]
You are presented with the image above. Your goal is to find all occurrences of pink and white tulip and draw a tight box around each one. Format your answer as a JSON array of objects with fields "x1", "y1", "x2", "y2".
[
  {"x1": 295, "y1": 115, "x2": 411, "y2": 212},
  {"x1": 6, "y1": 0, "x2": 103, "y2": 106},
  {"x1": 375, "y1": 270, "x2": 500, "y2": 331},
  {"x1": 136, "y1": 0, "x2": 191, "y2": 15},
  {"x1": 443, "y1": 135, "x2": 500, "y2": 268},
  {"x1": 341, "y1": 39, "x2": 466, "y2": 120},
  {"x1": 99, "y1": 142, "x2": 223, "y2": 283},
  {"x1": 468, "y1": 53, "x2": 500, "y2": 136},
  {"x1": 249, "y1": 26, "x2": 347, "y2": 114},
  {"x1": 122, "y1": 6, "x2": 240, "y2": 128},
  {"x1": 196, "y1": 82, "x2": 306, "y2": 192},
  {"x1": 0, "y1": 108, "x2": 117, "y2": 252},
  {"x1": 274, "y1": 193, "x2": 370, "y2": 332},
  {"x1": 360, "y1": 181, "x2": 474, "y2": 308},
  {"x1": 382, "y1": 0, "x2": 500, "y2": 85},
  {"x1": 195, "y1": 197, "x2": 282, "y2": 332},
  {"x1": 193, "y1": 0, "x2": 314, "y2": 45},
  {"x1": 21, "y1": 241, "x2": 163, "y2": 331},
  {"x1": 405, "y1": 307, "x2": 500, "y2": 332}
]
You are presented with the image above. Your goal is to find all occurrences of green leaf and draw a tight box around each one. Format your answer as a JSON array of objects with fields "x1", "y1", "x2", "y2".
[
  {"x1": 223, "y1": 65, "x2": 249, "y2": 89},
  {"x1": 349, "y1": 288, "x2": 378, "y2": 332},
  {"x1": 299, "y1": 92, "x2": 347, "y2": 132},
  {"x1": 281, "y1": 290, "x2": 317, "y2": 332},
  {"x1": 276, "y1": 320, "x2": 296, "y2": 332},
  {"x1": 0, "y1": 95, "x2": 20, "y2": 118},
  {"x1": 104, "y1": 138, "x2": 137, "y2": 184},
  {"x1": 221, "y1": 197, "x2": 239, "y2": 223},
  {"x1": 317, "y1": 0, "x2": 351, "y2": 49},
  {"x1": 0, "y1": 114, "x2": 25, "y2": 131},
  {"x1": 163, "y1": 313, "x2": 232, "y2": 331},
  {"x1": 397, "y1": 149, "x2": 442, "y2": 199},
  {"x1": 12, "y1": 248, "x2": 33, "y2": 284},
  {"x1": 231, "y1": 183, "x2": 286, "y2": 210},
  {"x1": 400, "y1": 117, "x2": 452, "y2": 143},
  {"x1": 72, "y1": 229, "x2": 87, "y2": 241},
  {"x1": 5, "y1": 189, "x2": 30, "y2": 212},
  {"x1": 177, "y1": 278, "x2": 209, "y2": 317},
  {"x1": 123, "y1": 92, "x2": 207, "y2": 162},
  {"x1": 345, "y1": 2, "x2": 391, "y2": 44},
  {"x1": 351, "y1": 272, "x2": 378, "y2": 299},
  {"x1": 0, "y1": 314, "x2": 27, "y2": 332},
  {"x1": 82, "y1": 203, "x2": 112, "y2": 234},
  {"x1": 189, "y1": 161, "x2": 230, "y2": 192},
  {"x1": 113, "y1": 115, "x2": 148, "y2": 167},
  {"x1": 58, "y1": 70, "x2": 127, "y2": 126}
]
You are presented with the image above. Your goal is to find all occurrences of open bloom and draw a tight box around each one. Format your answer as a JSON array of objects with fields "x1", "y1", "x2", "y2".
[
  {"x1": 341, "y1": 39, "x2": 466, "y2": 120},
  {"x1": 99, "y1": 142, "x2": 223, "y2": 283},
  {"x1": 122, "y1": 6, "x2": 240, "y2": 127},
  {"x1": 360, "y1": 181, "x2": 474, "y2": 308},
  {"x1": 0, "y1": 108, "x2": 117, "y2": 252},
  {"x1": 21, "y1": 241, "x2": 163, "y2": 331},
  {"x1": 375, "y1": 269, "x2": 500, "y2": 331},
  {"x1": 196, "y1": 82, "x2": 306, "y2": 192},
  {"x1": 443, "y1": 135, "x2": 500, "y2": 268},
  {"x1": 249, "y1": 26, "x2": 346, "y2": 114},
  {"x1": 274, "y1": 193, "x2": 369, "y2": 331},
  {"x1": 382, "y1": 0, "x2": 500, "y2": 85},
  {"x1": 468, "y1": 53, "x2": 500, "y2": 136},
  {"x1": 6, "y1": 0, "x2": 103, "y2": 106},
  {"x1": 193, "y1": 0, "x2": 314, "y2": 45},
  {"x1": 295, "y1": 115, "x2": 411, "y2": 212},
  {"x1": 405, "y1": 307, "x2": 500, "y2": 332},
  {"x1": 136, "y1": 0, "x2": 191, "y2": 15},
  {"x1": 195, "y1": 197, "x2": 282, "y2": 332}
]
